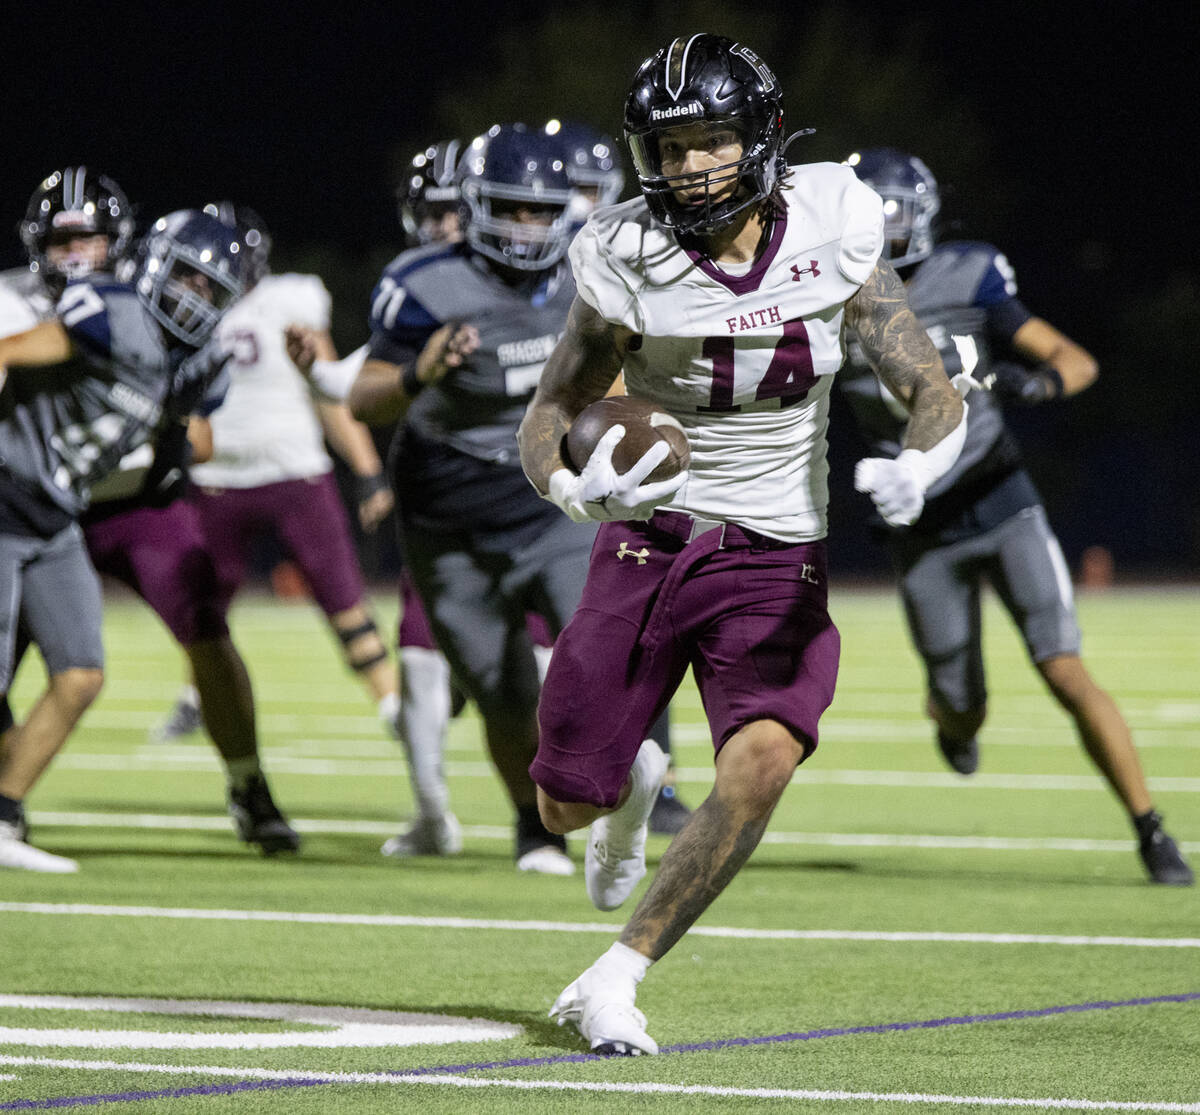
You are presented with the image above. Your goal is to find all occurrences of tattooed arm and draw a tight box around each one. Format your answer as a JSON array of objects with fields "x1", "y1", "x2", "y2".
[
  {"x1": 845, "y1": 259, "x2": 967, "y2": 526},
  {"x1": 518, "y1": 295, "x2": 633, "y2": 495},
  {"x1": 844, "y1": 258, "x2": 963, "y2": 449}
]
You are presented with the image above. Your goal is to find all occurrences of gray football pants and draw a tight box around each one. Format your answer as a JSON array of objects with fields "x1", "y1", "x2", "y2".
[
  {"x1": 0, "y1": 522, "x2": 104, "y2": 693},
  {"x1": 401, "y1": 515, "x2": 597, "y2": 728},
  {"x1": 888, "y1": 505, "x2": 1082, "y2": 713}
]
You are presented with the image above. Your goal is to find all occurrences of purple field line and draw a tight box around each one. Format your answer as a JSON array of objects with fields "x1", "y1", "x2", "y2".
[{"x1": 2, "y1": 990, "x2": 1196, "y2": 1111}]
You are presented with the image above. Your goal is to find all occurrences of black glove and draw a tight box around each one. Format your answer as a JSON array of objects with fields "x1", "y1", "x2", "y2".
[
  {"x1": 989, "y1": 361, "x2": 1064, "y2": 405},
  {"x1": 140, "y1": 421, "x2": 193, "y2": 508}
]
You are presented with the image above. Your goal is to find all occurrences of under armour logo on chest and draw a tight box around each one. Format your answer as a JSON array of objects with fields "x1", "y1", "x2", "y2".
[
  {"x1": 616, "y1": 542, "x2": 650, "y2": 564},
  {"x1": 791, "y1": 260, "x2": 821, "y2": 281}
]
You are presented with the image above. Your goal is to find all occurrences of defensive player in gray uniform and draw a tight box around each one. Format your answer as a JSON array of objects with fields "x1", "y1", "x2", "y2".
[
  {"x1": 520, "y1": 36, "x2": 967, "y2": 1054},
  {"x1": 839, "y1": 147, "x2": 1191, "y2": 886},
  {"x1": 0, "y1": 206, "x2": 245, "y2": 872},
  {"x1": 349, "y1": 123, "x2": 599, "y2": 876},
  {"x1": 1, "y1": 172, "x2": 299, "y2": 859}
]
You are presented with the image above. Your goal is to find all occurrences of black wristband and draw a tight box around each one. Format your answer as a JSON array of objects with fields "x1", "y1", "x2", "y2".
[
  {"x1": 355, "y1": 472, "x2": 389, "y2": 503},
  {"x1": 402, "y1": 364, "x2": 425, "y2": 398},
  {"x1": 1035, "y1": 363, "x2": 1065, "y2": 398}
]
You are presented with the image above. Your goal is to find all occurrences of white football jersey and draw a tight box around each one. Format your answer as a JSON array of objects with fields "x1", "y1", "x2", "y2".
[
  {"x1": 570, "y1": 162, "x2": 883, "y2": 542},
  {"x1": 193, "y1": 273, "x2": 333, "y2": 488}
]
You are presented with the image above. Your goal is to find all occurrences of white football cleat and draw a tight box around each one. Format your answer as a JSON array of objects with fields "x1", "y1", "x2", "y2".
[
  {"x1": 516, "y1": 844, "x2": 576, "y2": 876},
  {"x1": 0, "y1": 820, "x2": 78, "y2": 873},
  {"x1": 585, "y1": 738, "x2": 668, "y2": 911},
  {"x1": 381, "y1": 812, "x2": 463, "y2": 858},
  {"x1": 550, "y1": 970, "x2": 658, "y2": 1056}
]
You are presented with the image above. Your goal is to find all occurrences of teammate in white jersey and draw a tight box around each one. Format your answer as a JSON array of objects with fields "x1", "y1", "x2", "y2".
[
  {"x1": 155, "y1": 205, "x2": 399, "y2": 744},
  {"x1": 520, "y1": 34, "x2": 967, "y2": 1055}
]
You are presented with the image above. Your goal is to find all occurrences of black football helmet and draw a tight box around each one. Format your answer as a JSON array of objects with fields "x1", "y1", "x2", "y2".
[
  {"x1": 134, "y1": 210, "x2": 246, "y2": 347},
  {"x1": 202, "y1": 201, "x2": 273, "y2": 286},
  {"x1": 624, "y1": 34, "x2": 786, "y2": 235},
  {"x1": 398, "y1": 139, "x2": 464, "y2": 246},
  {"x1": 458, "y1": 123, "x2": 575, "y2": 271},
  {"x1": 19, "y1": 167, "x2": 135, "y2": 291},
  {"x1": 544, "y1": 119, "x2": 625, "y2": 224},
  {"x1": 844, "y1": 148, "x2": 940, "y2": 268}
]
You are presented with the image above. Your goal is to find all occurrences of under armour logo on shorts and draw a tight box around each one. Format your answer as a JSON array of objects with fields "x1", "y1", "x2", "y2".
[{"x1": 616, "y1": 542, "x2": 650, "y2": 564}]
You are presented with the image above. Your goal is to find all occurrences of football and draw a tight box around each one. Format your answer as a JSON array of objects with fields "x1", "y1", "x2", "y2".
[{"x1": 565, "y1": 396, "x2": 690, "y2": 483}]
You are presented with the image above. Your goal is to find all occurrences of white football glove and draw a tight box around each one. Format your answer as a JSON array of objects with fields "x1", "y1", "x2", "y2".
[
  {"x1": 546, "y1": 425, "x2": 688, "y2": 523},
  {"x1": 854, "y1": 451, "x2": 930, "y2": 527},
  {"x1": 855, "y1": 399, "x2": 970, "y2": 527}
]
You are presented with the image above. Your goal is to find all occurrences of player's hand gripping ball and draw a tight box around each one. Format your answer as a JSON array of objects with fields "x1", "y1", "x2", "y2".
[{"x1": 566, "y1": 397, "x2": 690, "y2": 482}]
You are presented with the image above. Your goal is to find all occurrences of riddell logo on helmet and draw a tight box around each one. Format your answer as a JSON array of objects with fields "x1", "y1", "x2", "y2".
[{"x1": 650, "y1": 102, "x2": 703, "y2": 121}]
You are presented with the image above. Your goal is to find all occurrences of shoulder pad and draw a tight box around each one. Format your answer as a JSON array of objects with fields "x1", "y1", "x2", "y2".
[
  {"x1": 368, "y1": 252, "x2": 447, "y2": 342},
  {"x1": 933, "y1": 241, "x2": 1018, "y2": 305},
  {"x1": 57, "y1": 278, "x2": 127, "y2": 355}
]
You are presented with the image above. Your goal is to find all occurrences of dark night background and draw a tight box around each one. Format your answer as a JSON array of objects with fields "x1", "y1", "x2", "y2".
[{"x1": 4, "y1": 1, "x2": 1197, "y2": 578}]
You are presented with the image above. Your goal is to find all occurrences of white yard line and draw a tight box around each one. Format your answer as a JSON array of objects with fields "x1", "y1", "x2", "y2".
[
  {"x1": 1, "y1": 902, "x2": 1196, "y2": 948},
  {"x1": 41, "y1": 752, "x2": 1200, "y2": 791},
  {"x1": 25, "y1": 809, "x2": 1199, "y2": 854},
  {"x1": 0, "y1": 1056, "x2": 1196, "y2": 1111}
]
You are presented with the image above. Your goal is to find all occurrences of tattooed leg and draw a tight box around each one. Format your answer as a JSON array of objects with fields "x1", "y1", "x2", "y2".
[{"x1": 619, "y1": 718, "x2": 806, "y2": 960}]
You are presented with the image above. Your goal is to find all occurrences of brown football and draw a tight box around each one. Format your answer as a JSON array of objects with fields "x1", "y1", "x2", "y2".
[{"x1": 565, "y1": 396, "x2": 690, "y2": 483}]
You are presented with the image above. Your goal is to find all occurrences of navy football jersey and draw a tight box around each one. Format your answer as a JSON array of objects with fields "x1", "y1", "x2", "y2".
[
  {"x1": 0, "y1": 276, "x2": 221, "y2": 522},
  {"x1": 839, "y1": 241, "x2": 1039, "y2": 528},
  {"x1": 367, "y1": 243, "x2": 576, "y2": 535}
]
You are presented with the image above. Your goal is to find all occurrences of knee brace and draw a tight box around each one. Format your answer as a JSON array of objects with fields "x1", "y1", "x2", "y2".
[{"x1": 337, "y1": 617, "x2": 389, "y2": 673}]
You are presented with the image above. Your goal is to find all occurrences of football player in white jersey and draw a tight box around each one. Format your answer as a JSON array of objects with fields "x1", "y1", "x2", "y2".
[
  {"x1": 519, "y1": 35, "x2": 967, "y2": 1055},
  {"x1": 154, "y1": 205, "x2": 400, "y2": 744}
]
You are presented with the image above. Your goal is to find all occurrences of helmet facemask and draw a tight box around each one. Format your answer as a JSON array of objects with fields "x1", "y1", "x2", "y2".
[
  {"x1": 462, "y1": 180, "x2": 575, "y2": 270},
  {"x1": 627, "y1": 114, "x2": 782, "y2": 235},
  {"x1": 136, "y1": 213, "x2": 244, "y2": 347}
]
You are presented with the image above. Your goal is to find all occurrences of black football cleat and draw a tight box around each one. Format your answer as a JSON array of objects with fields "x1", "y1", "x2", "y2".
[
  {"x1": 936, "y1": 730, "x2": 979, "y2": 775},
  {"x1": 1137, "y1": 813, "x2": 1193, "y2": 886},
  {"x1": 649, "y1": 785, "x2": 691, "y2": 835},
  {"x1": 228, "y1": 774, "x2": 301, "y2": 856}
]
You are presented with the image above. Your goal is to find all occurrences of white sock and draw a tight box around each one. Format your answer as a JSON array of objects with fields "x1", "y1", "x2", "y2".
[
  {"x1": 533, "y1": 643, "x2": 553, "y2": 685},
  {"x1": 398, "y1": 648, "x2": 453, "y2": 819},
  {"x1": 597, "y1": 941, "x2": 653, "y2": 985},
  {"x1": 378, "y1": 691, "x2": 400, "y2": 733},
  {"x1": 180, "y1": 684, "x2": 200, "y2": 709}
]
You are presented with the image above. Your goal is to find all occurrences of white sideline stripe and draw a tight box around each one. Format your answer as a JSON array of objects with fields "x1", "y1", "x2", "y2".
[
  {"x1": 1, "y1": 903, "x2": 1197, "y2": 948},
  {"x1": 26, "y1": 810, "x2": 1199, "y2": 855},
  {"x1": 0, "y1": 1058, "x2": 1196, "y2": 1112},
  {"x1": 44, "y1": 753, "x2": 1200, "y2": 792}
]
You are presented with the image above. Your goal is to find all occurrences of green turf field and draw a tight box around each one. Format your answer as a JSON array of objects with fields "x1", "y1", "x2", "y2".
[{"x1": 1, "y1": 585, "x2": 1196, "y2": 1113}]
